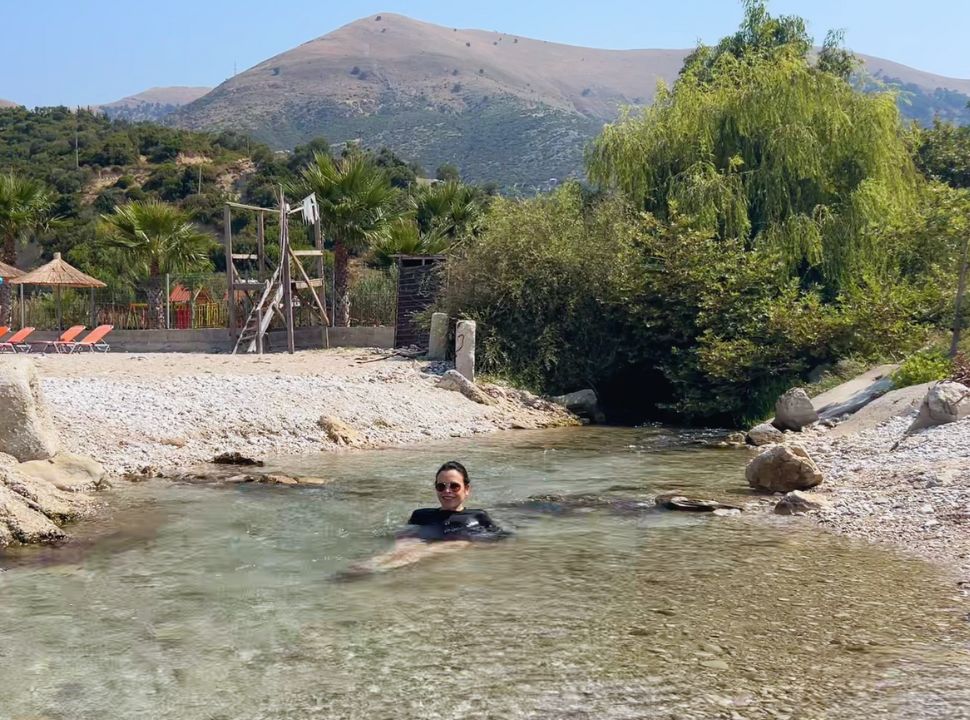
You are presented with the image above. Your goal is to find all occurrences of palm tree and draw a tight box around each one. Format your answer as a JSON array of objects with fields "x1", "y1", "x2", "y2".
[
  {"x1": 98, "y1": 201, "x2": 213, "y2": 329},
  {"x1": 414, "y1": 181, "x2": 485, "y2": 240},
  {"x1": 369, "y1": 217, "x2": 451, "y2": 269},
  {"x1": 298, "y1": 153, "x2": 400, "y2": 326},
  {"x1": 0, "y1": 174, "x2": 55, "y2": 325}
]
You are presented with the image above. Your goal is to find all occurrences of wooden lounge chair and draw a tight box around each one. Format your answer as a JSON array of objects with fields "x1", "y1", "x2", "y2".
[
  {"x1": 67, "y1": 325, "x2": 113, "y2": 353},
  {"x1": 0, "y1": 327, "x2": 36, "y2": 353}
]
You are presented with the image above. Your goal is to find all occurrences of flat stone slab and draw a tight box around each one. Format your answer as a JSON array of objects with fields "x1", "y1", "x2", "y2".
[{"x1": 812, "y1": 364, "x2": 897, "y2": 421}]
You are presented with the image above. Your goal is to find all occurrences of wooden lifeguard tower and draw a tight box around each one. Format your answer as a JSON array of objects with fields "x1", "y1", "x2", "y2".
[{"x1": 223, "y1": 188, "x2": 330, "y2": 354}]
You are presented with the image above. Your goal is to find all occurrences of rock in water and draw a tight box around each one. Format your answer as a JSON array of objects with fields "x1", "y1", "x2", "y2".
[
  {"x1": 902, "y1": 381, "x2": 970, "y2": 437},
  {"x1": 745, "y1": 445, "x2": 823, "y2": 493},
  {"x1": 549, "y1": 389, "x2": 605, "y2": 423},
  {"x1": 774, "y1": 490, "x2": 831, "y2": 515},
  {"x1": 318, "y1": 415, "x2": 362, "y2": 446},
  {"x1": 436, "y1": 369, "x2": 493, "y2": 405},
  {"x1": 773, "y1": 388, "x2": 818, "y2": 432},
  {"x1": 211, "y1": 452, "x2": 264, "y2": 466},
  {"x1": 747, "y1": 422, "x2": 784, "y2": 446},
  {"x1": 654, "y1": 493, "x2": 743, "y2": 512},
  {"x1": 0, "y1": 357, "x2": 60, "y2": 461}
]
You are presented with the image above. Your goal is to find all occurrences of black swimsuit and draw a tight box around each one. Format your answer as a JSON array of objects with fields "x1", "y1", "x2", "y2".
[{"x1": 407, "y1": 508, "x2": 504, "y2": 541}]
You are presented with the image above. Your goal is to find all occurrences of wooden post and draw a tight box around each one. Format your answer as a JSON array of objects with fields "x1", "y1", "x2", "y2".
[
  {"x1": 314, "y1": 213, "x2": 330, "y2": 348},
  {"x1": 951, "y1": 236, "x2": 969, "y2": 358},
  {"x1": 89, "y1": 287, "x2": 96, "y2": 328},
  {"x1": 280, "y1": 188, "x2": 295, "y2": 354},
  {"x1": 224, "y1": 205, "x2": 235, "y2": 337},
  {"x1": 257, "y1": 211, "x2": 266, "y2": 281}
]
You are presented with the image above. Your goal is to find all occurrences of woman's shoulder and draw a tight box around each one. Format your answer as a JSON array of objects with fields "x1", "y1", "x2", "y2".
[{"x1": 408, "y1": 508, "x2": 444, "y2": 525}]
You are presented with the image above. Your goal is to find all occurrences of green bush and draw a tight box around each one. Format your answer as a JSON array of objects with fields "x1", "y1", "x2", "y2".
[{"x1": 892, "y1": 351, "x2": 953, "y2": 388}]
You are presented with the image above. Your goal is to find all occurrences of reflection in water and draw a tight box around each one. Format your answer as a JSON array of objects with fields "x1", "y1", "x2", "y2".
[{"x1": 0, "y1": 427, "x2": 968, "y2": 719}]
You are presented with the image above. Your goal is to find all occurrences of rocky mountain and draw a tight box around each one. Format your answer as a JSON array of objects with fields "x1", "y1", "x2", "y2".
[
  {"x1": 0, "y1": 98, "x2": 19, "y2": 108},
  {"x1": 100, "y1": 86, "x2": 211, "y2": 122},
  {"x1": 172, "y1": 13, "x2": 970, "y2": 187}
]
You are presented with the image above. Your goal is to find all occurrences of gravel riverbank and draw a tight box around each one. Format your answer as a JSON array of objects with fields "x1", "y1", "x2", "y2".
[
  {"x1": 32, "y1": 349, "x2": 575, "y2": 476},
  {"x1": 795, "y1": 411, "x2": 970, "y2": 589}
]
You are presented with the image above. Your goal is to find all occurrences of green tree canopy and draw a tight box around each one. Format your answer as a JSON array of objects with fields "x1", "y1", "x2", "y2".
[
  {"x1": 587, "y1": 3, "x2": 918, "y2": 294},
  {"x1": 98, "y1": 200, "x2": 214, "y2": 328}
]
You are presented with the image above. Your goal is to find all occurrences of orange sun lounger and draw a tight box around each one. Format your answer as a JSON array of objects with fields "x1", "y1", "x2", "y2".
[
  {"x1": 36, "y1": 325, "x2": 87, "y2": 354},
  {"x1": 0, "y1": 326, "x2": 10, "y2": 341},
  {"x1": 0, "y1": 327, "x2": 36, "y2": 353},
  {"x1": 67, "y1": 324, "x2": 114, "y2": 353}
]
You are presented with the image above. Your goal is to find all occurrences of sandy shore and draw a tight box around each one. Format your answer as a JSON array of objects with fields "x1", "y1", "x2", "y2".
[{"x1": 30, "y1": 348, "x2": 575, "y2": 476}]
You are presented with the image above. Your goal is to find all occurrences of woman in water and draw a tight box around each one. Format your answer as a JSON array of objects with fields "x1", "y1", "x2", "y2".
[
  {"x1": 406, "y1": 460, "x2": 501, "y2": 540},
  {"x1": 342, "y1": 461, "x2": 502, "y2": 577}
]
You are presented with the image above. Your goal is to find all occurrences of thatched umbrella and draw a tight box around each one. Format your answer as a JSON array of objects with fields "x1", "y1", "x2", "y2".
[
  {"x1": 0, "y1": 260, "x2": 24, "y2": 280},
  {"x1": 11, "y1": 252, "x2": 106, "y2": 330}
]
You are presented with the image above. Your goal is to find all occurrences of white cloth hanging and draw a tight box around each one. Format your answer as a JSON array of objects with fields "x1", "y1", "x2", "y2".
[{"x1": 301, "y1": 195, "x2": 320, "y2": 225}]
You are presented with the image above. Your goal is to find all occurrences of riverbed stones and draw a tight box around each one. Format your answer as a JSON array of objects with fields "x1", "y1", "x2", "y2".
[
  {"x1": 774, "y1": 388, "x2": 819, "y2": 432},
  {"x1": 746, "y1": 444, "x2": 823, "y2": 493},
  {"x1": 902, "y1": 381, "x2": 970, "y2": 437},
  {"x1": 747, "y1": 422, "x2": 784, "y2": 446},
  {"x1": 318, "y1": 415, "x2": 362, "y2": 446},
  {"x1": 436, "y1": 369, "x2": 493, "y2": 405},
  {"x1": 0, "y1": 357, "x2": 60, "y2": 461},
  {"x1": 774, "y1": 490, "x2": 831, "y2": 515}
]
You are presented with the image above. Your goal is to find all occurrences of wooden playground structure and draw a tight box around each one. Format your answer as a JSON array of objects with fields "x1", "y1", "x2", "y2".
[{"x1": 223, "y1": 188, "x2": 330, "y2": 354}]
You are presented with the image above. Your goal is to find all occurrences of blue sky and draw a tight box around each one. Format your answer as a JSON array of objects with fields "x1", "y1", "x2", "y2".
[{"x1": 3, "y1": 0, "x2": 968, "y2": 107}]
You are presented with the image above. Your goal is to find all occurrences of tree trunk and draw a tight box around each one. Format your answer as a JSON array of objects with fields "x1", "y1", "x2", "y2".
[
  {"x1": 334, "y1": 241, "x2": 351, "y2": 327},
  {"x1": 146, "y1": 276, "x2": 165, "y2": 330},
  {"x1": 951, "y1": 236, "x2": 970, "y2": 358},
  {"x1": 0, "y1": 233, "x2": 15, "y2": 326}
]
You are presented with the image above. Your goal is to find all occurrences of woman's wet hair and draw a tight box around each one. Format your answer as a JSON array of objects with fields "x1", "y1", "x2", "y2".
[{"x1": 436, "y1": 460, "x2": 470, "y2": 486}]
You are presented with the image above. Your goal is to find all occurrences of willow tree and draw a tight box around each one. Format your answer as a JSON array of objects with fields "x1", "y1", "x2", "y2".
[{"x1": 586, "y1": 3, "x2": 919, "y2": 295}]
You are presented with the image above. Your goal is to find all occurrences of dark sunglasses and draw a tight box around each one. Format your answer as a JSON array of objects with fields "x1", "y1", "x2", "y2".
[{"x1": 435, "y1": 482, "x2": 464, "y2": 492}]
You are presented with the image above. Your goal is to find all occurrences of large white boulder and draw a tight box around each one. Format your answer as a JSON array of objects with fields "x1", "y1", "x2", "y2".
[
  {"x1": 903, "y1": 381, "x2": 970, "y2": 436},
  {"x1": 773, "y1": 388, "x2": 819, "y2": 432},
  {"x1": 746, "y1": 444, "x2": 823, "y2": 493},
  {"x1": 0, "y1": 357, "x2": 60, "y2": 461},
  {"x1": 16, "y1": 453, "x2": 107, "y2": 492}
]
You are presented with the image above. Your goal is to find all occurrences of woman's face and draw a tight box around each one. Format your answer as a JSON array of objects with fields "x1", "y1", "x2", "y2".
[{"x1": 435, "y1": 469, "x2": 470, "y2": 511}]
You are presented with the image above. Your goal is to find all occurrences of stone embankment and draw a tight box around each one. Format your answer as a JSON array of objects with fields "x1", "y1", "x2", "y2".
[{"x1": 743, "y1": 370, "x2": 970, "y2": 586}]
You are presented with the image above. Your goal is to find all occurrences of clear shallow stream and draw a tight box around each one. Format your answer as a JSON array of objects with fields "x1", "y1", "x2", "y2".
[{"x1": 1, "y1": 427, "x2": 969, "y2": 719}]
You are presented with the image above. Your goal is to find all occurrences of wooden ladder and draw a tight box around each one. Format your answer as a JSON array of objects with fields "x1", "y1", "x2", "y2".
[{"x1": 232, "y1": 262, "x2": 285, "y2": 354}]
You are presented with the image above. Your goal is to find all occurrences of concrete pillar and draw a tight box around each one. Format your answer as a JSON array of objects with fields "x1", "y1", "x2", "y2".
[
  {"x1": 455, "y1": 320, "x2": 476, "y2": 382},
  {"x1": 428, "y1": 312, "x2": 448, "y2": 360}
]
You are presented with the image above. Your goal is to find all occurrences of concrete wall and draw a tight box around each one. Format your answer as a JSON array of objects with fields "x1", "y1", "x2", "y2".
[{"x1": 22, "y1": 326, "x2": 395, "y2": 353}]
